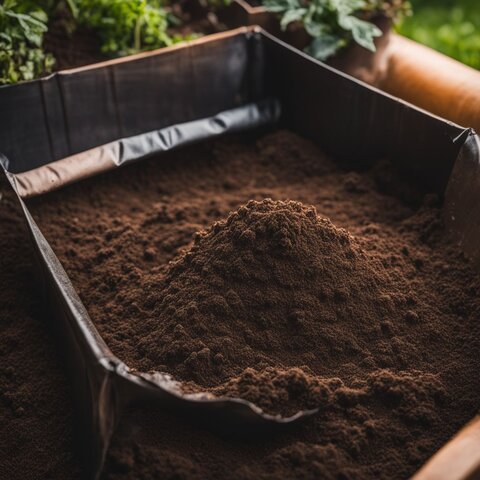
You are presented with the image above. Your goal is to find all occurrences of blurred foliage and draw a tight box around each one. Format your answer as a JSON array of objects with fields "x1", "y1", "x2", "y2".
[
  {"x1": 263, "y1": 0, "x2": 410, "y2": 61},
  {"x1": 0, "y1": 0, "x2": 54, "y2": 84},
  {"x1": 71, "y1": 0, "x2": 180, "y2": 56},
  {"x1": 2, "y1": 0, "x2": 478, "y2": 85},
  {"x1": 0, "y1": 0, "x2": 198, "y2": 85},
  {"x1": 398, "y1": 0, "x2": 480, "y2": 69}
]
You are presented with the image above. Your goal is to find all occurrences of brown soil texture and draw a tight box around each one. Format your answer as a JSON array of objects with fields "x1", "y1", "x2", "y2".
[
  {"x1": 0, "y1": 175, "x2": 82, "y2": 479},
  {"x1": 27, "y1": 130, "x2": 480, "y2": 479}
]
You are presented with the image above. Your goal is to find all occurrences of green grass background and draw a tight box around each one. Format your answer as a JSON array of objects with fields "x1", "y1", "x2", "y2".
[{"x1": 397, "y1": 0, "x2": 480, "y2": 69}]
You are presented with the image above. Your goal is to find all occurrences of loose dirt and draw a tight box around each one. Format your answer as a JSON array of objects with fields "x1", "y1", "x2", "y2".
[
  {"x1": 27, "y1": 130, "x2": 480, "y2": 479},
  {"x1": 0, "y1": 175, "x2": 82, "y2": 479}
]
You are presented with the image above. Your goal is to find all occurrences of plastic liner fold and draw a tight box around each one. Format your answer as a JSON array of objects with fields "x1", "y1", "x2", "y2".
[
  {"x1": 1, "y1": 27, "x2": 480, "y2": 480},
  {"x1": 12, "y1": 98, "x2": 281, "y2": 198}
]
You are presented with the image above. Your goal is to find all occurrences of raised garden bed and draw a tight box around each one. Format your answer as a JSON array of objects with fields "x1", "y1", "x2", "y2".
[
  {"x1": 1, "y1": 27, "x2": 480, "y2": 480},
  {"x1": 28, "y1": 126, "x2": 480, "y2": 480}
]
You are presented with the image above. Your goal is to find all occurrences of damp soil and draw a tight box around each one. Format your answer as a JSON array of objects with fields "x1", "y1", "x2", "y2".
[{"x1": 27, "y1": 130, "x2": 480, "y2": 479}]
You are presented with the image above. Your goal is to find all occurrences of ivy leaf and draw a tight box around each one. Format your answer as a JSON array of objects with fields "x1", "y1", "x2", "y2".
[
  {"x1": 304, "y1": 18, "x2": 328, "y2": 37},
  {"x1": 280, "y1": 8, "x2": 307, "y2": 30},
  {"x1": 338, "y1": 14, "x2": 382, "y2": 51},
  {"x1": 306, "y1": 34, "x2": 344, "y2": 60}
]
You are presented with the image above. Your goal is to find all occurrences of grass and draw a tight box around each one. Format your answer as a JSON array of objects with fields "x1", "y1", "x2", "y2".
[{"x1": 397, "y1": 0, "x2": 480, "y2": 69}]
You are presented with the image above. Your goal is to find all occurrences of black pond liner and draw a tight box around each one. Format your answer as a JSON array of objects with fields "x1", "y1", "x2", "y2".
[{"x1": 0, "y1": 26, "x2": 479, "y2": 480}]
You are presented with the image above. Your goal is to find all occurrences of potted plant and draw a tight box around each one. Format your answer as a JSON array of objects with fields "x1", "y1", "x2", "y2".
[
  {"x1": 218, "y1": 0, "x2": 409, "y2": 60},
  {"x1": 216, "y1": 0, "x2": 480, "y2": 133}
]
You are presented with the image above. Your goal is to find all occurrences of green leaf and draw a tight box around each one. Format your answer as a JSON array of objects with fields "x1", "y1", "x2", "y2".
[
  {"x1": 0, "y1": 33, "x2": 13, "y2": 44},
  {"x1": 305, "y1": 34, "x2": 344, "y2": 61},
  {"x1": 280, "y1": 8, "x2": 307, "y2": 30},
  {"x1": 30, "y1": 10, "x2": 48, "y2": 24},
  {"x1": 304, "y1": 18, "x2": 327, "y2": 37},
  {"x1": 12, "y1": 12, "x2": 48, "y2": 32},
  {"x1": 339, "y1": 14, "x2": 382, "y2": 51}
]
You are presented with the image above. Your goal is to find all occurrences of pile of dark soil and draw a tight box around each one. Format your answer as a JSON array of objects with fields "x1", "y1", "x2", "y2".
[
  {"x1": 140, "y1": 196, "x2": 444, "y2": 418},
  {"x1": 28, "y1": 130, "x2": 480, "y2": 479}
]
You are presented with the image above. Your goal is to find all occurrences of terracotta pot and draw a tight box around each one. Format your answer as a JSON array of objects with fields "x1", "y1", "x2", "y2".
[{"x1": 378, "y1": 34, "x2": 480, "y2": 134}]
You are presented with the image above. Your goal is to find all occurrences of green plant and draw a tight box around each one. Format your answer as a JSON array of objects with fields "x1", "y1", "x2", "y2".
[
  {"x1": 263, "y1": 0, "x2": 408, "y2": 60},
  {"x1": 70, "y1": 0, "x2": 178, "y2": 56},
  {"x1": 0, "y1": 0, "x2": 54, "y2": 84}
]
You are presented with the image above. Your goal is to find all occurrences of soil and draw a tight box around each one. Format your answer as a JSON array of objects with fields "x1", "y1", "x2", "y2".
[
  {"x1": 1, "y1": 4, "x2": 225, "y2": 477},
  {"x1": 27, "y1": 129, "x2": 480, "y2": 479},
  {"x1": 0, "y1": 175, "x2": 82, "y2": 479}
]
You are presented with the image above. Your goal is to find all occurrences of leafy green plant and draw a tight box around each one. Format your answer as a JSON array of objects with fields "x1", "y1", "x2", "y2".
[
  {"x1": 0, "y1": 0, "x2": 54, "y2": 84},
  {"x1": 263, "y1": 0, "x2": 409, "y2": 60},
  {"x1": 0, "y1": 0, "x2": 202, "y2": 85},
  {"x1": 70, "y1": 0, "x2": 178, "y2": 56}
]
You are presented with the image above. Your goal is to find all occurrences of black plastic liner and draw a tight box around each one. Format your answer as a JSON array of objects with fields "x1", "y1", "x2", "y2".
[
  {"x1": 9, "y1": 98, "x2": 281, "y2": 198},
  {"x1": 1, "y1": 27, "x2": 479, "y2": 479}
]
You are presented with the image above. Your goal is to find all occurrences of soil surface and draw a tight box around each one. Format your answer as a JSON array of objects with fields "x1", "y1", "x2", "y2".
[
  {"x1": 0, "y1": 175, "x2": 82, "y2": 479},
  {"x1": 27, "y1": 130, "x2": 480, "y2": 479}
]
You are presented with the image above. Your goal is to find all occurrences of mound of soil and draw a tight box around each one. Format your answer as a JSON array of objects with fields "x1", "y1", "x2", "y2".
[
  {"x1": 143, "y1": 199, "x2": 389, "y2": 378},
  {"x1": 28, "y1": 130, "x2": 480, "y2": 479},
  {"x1": 137, "y1": 197, "x2": 429, "y2": 416}
]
